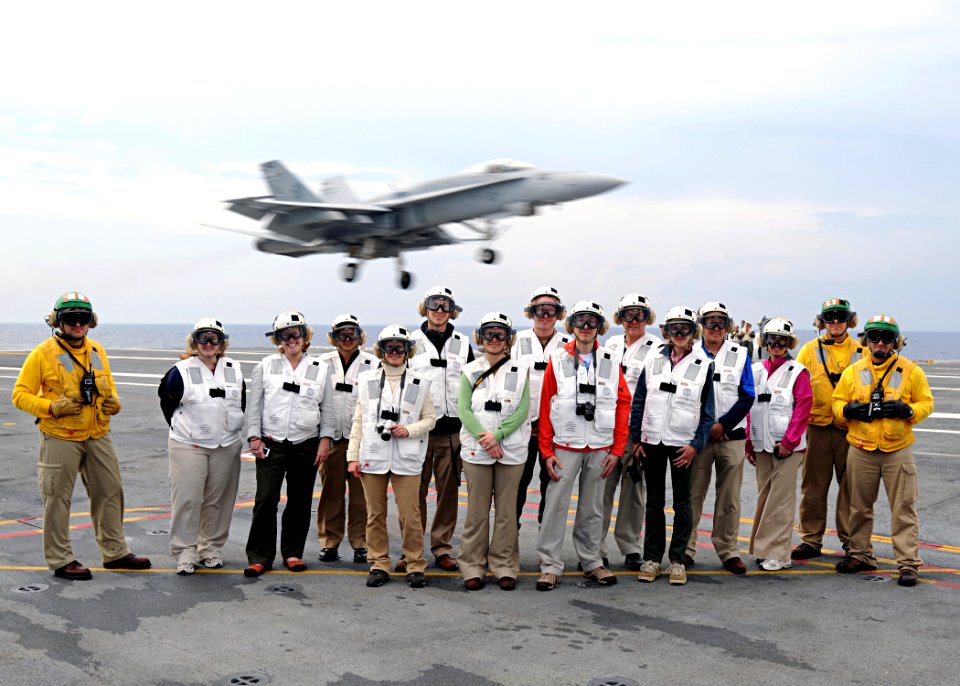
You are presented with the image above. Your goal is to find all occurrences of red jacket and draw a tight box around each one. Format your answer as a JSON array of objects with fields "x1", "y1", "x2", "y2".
[{"x1": 537, "y1": 339, "x2": 631, "y2": 459}]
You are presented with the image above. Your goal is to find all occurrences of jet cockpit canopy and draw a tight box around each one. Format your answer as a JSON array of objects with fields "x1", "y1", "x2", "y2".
[{"x1": 461, "y1": 159, "x2": 537, "y2": 174}]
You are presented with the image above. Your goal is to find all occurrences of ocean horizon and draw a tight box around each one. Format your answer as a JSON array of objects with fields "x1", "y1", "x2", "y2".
[{"x1": 1, "y1": 322, "x2": 957, "y2": 361}]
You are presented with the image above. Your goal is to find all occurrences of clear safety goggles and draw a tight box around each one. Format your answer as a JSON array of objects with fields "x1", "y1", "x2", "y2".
[
  {"x1": 479, "y1": 327, "x2": 509, "y2": 342},
  {"x1": 528, "y1": 303, "x2": 561, "y2": 319},
  {"x1": 333, "y1": 327, "x2": 360, "y2": 342},
  {"x1": 619, "y1": 307, "x2": 649, "y2": 324},
  {"x1": 424, "y1": 296, "x2": 457, "y2": 313},
  {"x1": 278, "y1": 330, "x2": 303, "y2": 342},
  {"x1": 194, "y1": 332, "x2": 224, "y2": 346},
  {"x1": 764, "y1": 334, "x2": 790, "y2": 348},
  {"x1": 865, "y1": 329, "x2": 896, "y2": 344},
  {"x1": 701, "y1": 315, "x2": 728, "y2": 331},
  {"x1": 570, "y1": 313, "x2": 602, "y2": 330},
  {"x1": 380, "y1": 341, "x2": 410, "y2": 355},
  {"x1": 666, "y1": 322, "x2": 694, "y2": 338}
]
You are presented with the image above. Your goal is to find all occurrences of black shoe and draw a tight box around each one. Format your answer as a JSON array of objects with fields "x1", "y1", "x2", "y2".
[
  {"x1": 790, "y1": 543, "x2": 822, "y2": 560},
  {"x1": 318, "y1": 548, "x2": 339, "y2": 562},
  {"x1": 353, "y1": 548, "x2": 368, "y2": 564},
  {"x1": 624, "y1": 553, "x2": 643, "y2": 571},
  {"x1": 407, "y1": 572, "x2": 427, "y2": 588},
  {"x1": 366, "y1": 569, "x2": 390, "y2": 587},
  {"x1": 835, "y1": 556, "x2": 878, "y2": 574},
  {"x1": 683, "y1": 554, "x2": 695, "y2": 569}
]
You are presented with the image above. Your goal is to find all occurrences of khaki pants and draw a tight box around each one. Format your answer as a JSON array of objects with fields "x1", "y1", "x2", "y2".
[
  {"x1": 362, "y1": 472, "x2": 426, "y2": 574},
  {"x1": 600, "y1": 440, "x2": 644, "y2": 558},
  {"x1": 687, "y1": 439, "x2": 746, "y2": 562},
  {"x1": 317, "y1": 438, "x2": 367, "y2": 550},
  {"x1": 749, "y1": 450, "x2": 802, "y2": 561},
  {"x1": 798, "y1": 424, "x2": 851, "y2": 551},
  {"x1": 846, "y1": 445, "x2": 921, "y2": 571},
  {"x1": 168, "y1": 438, "x2": 242, "y2": 564},
  {"x1": 37, "y1": 432, "x2": 130, "y2": 570},
  {"x1": 418, "y1": 432, "x2": 461, "y2": 558},
  {"x1": 536, "y1": 448, "x2": 607, "y2": 575},
  {"x1": 459, "y1": 461, "x2": 524, "y2": 580}
]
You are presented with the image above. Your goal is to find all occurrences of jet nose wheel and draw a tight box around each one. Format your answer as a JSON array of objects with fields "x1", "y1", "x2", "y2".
[
  {"x1": 399, "y1": 271, "x2": 413, "y2": 290},
  {"x1": 340, "y1": 262, "x2": 359, "y2": 283},
  {"x1": 477, "y1": 248, "x2": 498, "y2": 265}
]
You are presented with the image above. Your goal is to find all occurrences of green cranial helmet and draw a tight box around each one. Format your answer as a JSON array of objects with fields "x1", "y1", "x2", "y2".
[
  {"x1": 863, "y1": 314, "x2": 900, "y2": 335},
  {"x1": 55, "y1": 292, "x2": 93, "y2": 312}
]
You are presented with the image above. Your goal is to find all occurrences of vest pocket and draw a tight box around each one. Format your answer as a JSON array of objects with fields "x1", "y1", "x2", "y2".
[
  {"x1": 881, "y1": 418, "x2": 907, "y2": 445},
  {"x1": 669, "y1": 396, "x2": 699, "y2": 433}
]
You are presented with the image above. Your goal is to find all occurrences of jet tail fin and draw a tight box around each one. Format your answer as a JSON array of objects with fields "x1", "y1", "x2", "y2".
[
  {"x1": 260, "y1": 160, "x2": 320, "y2": 202},
  {"x1": 319, "y1": 175, "x2": 359, "y2": 204}
]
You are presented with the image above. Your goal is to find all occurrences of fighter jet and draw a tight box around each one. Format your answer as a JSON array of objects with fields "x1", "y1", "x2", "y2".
[{"x1": 216, "y1": 159, "x2": 626, "y2": 289}]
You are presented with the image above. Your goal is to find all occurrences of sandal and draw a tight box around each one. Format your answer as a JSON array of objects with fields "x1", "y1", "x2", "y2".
[
  {"x1": 284, "y1": 557, "x2": 307, "y2": 572},
  {"x1": 243, "y1": 563, "x2": 268, "y2": 578}
]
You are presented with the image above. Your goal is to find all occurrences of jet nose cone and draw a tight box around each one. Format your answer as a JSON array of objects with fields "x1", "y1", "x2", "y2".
[{"x1": 587, "y1": 173, "x2": 628, "y2": 195}]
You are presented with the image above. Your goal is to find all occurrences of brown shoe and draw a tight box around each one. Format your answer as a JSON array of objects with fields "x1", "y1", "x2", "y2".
[
  {"x1": 790, "y1": 543, "x2": 822, "y2": 560},
  {"x1": 498, "y1": 576, "x2": 516, "y2": 591},
  {"x1": 394, "y1": 556, "x2": 407, "y2": 573},
  {"x1": 897, "y1": 568, "x2": 919, "y2": 587},
  {"x1": 722, "y1": 557, "x2": 747, "y2": 575},
  {"x1": 536, "y1": 572, "x2": 560, "y2": 591},
  {"x1": 54, "y1": 560, "x2": 92, "y2": 581},
  {"x1": 103, "y1": 553, "x2": 152, "y2": 570},
  {"x1": 464, "y1": 577, "x2": 485, "y2": 591},
  {"x1": 435, "y1": 554, "x2": 459, "y2": 571},
  {"x1": 584, "y1": 565, "x2": 618, "y2": 586},
  {"x1": 835, "y1": 556, "x2": 878, "y2": 574}
]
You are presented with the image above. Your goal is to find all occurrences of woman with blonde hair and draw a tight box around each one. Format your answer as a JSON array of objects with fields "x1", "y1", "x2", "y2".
[{"x1": 158, "y1": 318, "x2": 245, "y2": 575}]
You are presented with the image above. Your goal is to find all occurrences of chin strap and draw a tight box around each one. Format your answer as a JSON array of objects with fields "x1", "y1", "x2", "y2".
[{"x1": 55, "y1": 329, "x2": 84, "y2": 343}]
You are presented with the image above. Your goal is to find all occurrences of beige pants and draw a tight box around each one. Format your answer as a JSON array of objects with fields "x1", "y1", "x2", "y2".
[
  {"x1": 798, "y1": 423, "x2": 851, "y2": 551},
  {"x1": 418, "y1": 432, "x2": 461, "y2": 558},
  {"x1": 362, "y1": 472, "x2": 426, "y2": 574},
  {"x1": 317, "y1": 438, "x2": 367, "y2": 550},
  {"x1": 846, "y1": 445, "x2": 922, "y2": 570},
  {"x1": 168, "y1": 438, "x2": 242, "y2": 564},
  {"x1": 37, "y1": 432, "x2": 130, "y2": 570},
  {"x1": 600, "y1": 439, "x2": 644, "y2": 558},
  {"x1": 459, "y1": 461, "x2": 524, "y2": 580},
  {"x1": 687, "y1": 439, "x2": 746, "y2": 562},
  {"x1": 749, "y1": 450, "x2": 802, "y2": 561}
]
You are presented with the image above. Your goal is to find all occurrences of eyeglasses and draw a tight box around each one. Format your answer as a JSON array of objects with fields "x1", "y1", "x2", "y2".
[
  {"x1": 570, "y1": 314, "x2": 601, "y2": 330},
  {"x1": 701, "y1": 316, "x2": 728, "y2": 331},
  {"x1": 60, "y1": 312, "x2": 92, "y2": 326},
  {"x1": 666, "y1": 323, "x2": 694, "y2": 337},
  {"x1": 865, "y1": 329, "x2": 896, "y2": 344},
  {"x1": 822, "y1": 310, "x2": 851, "y2": 324},
  {"x1": 334, "y1": 328, "x2": 360, "y2": 342},
  {"x1": 278, "y1": 331, "x2": 303, "y2": 342},
  {"x1": 619, "y1": 308, "x2": 649, "y2": 324},
  {"x1": 381, "y1": 342, "x2": 409, "y2": 355},
  {"x1": 529, "y1": 303, "x2": 561, "y2": 319},
  {"x1": 424, "y1": 296, "x2": 456, "y2": 313},
  {"x1": 479, "y1": 328, "x2": 509, "y2": 342},
  {"x1": 196, "y1": 334, "x2": 223, "y2": 346},
  {"x1": 765, "y1": 334, "x2": 789, "y2": 348}
]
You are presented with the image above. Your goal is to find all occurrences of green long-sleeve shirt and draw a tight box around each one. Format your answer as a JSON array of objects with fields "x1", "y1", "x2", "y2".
[{"x1": 458, "y1": 370, "x2": 530, "y2": 442}]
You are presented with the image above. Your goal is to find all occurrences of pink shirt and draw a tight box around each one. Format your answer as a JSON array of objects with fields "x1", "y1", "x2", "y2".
[{"x1": 761, "y1": 355, "x2": 813, "y2": 451}]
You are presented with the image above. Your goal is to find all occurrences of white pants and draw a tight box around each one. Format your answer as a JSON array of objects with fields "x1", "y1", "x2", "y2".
[{"x1": 536, "y1": 448, "x2": 608, "y2": 575}]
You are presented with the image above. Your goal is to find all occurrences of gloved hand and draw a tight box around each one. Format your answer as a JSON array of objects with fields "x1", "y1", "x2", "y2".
[
  {"x1": 879, "y1": 400, "x2": 913, "y2": 419},
  {"x1": 843, "y1": 402, "x2": 873, "y2": 422},
  {"x1": 50, "y1": 396, "x2": 83, "y2": 418},
  {"x1": 101, "y1": 396, "x2": 122, "y2": 416}
]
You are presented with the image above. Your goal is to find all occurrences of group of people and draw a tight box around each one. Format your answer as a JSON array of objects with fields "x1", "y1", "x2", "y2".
[{"x1": 12, "y1": 290, "x2": 933, "y2": 590}]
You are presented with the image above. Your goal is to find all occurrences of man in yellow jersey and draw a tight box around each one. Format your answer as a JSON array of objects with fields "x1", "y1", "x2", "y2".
[{"x1": 832, "y1": 314, "x2": 933, "y2": 587}]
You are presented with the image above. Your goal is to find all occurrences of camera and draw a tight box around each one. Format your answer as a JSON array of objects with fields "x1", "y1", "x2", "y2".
[
  {"x1": 79, "y1": 371, "x2": 96, "y2": 405},
  {"x1": 868, "y1": 387, "x2": 883, "y2": 418},
  {"x1": 575, "y1": 402, "x2": 595, "y2": 422},
  {"x1": 375, "y1": 425, "x2": 392, "y2": 441}
]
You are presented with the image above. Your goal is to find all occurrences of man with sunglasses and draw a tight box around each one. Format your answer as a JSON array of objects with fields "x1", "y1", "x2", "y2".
[
  {"x1": 316, "y1": 314, "x2": 379, "y2": 565},
  {"x1": 13, "y1": 292, "x2": 151, "y2": 580},
  {"x1": 600, "y1": 293, "x2": 661, "y2": 571},
  {"x1": 630, "y1": 306, "x2": 716, "y2": 586},
  {"x1": 511, "y1": 286, "x2": 570, "y2": 526},
  {"x1": 685, "y1": 302, "x2": 755, "y2": 575},
  {"x1": 793, "y1": 298, "x2": 865, "y2": 561},
  {"x1": 832, "y1": 315, "x2": 933, "y2": 587},
  {"x1": 407, "y1": 286, "x2": 474, "y2": 572},
  {"x1": 536, "y1": 301, "x2": 630, "y2": 591}
]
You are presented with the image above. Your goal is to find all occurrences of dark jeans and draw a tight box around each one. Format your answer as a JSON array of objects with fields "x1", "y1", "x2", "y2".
[
  {"x1": 516, "y1": 421, "x2": 551, "y2": 525},
  {"x1": 245, "y1": 436, "x2": 319, "y2": 566},
  {"x1": 641, "y1": 441, "x2": 693, "y2": 565}
]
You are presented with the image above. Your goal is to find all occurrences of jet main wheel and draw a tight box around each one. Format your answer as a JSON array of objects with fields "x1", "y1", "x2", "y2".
[
  {"x1": 477, "y1": 248, "x2": 498, "y2": 265},
  {"x1": 340, "y1": 262, "x2": 359, "y2": 283},
  {"x1": 398, "y1": 271, "x2": 413, "y2": 290}
]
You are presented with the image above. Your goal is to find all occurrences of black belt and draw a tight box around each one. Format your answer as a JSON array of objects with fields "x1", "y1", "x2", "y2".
[
  {"x1": 335, "y1": 382, "x2": 353, "y2": 392},
  {"x1": 757, "y1": 393, "x2": 771, "y2": 403},
  {"x1": 659, "y1": 382, "x2": 677, "y2": 393},
  {"x1": 430, "y1": 359, "x2": 447, "y2": 368},
  {"x1": 533, "y1": 361, "x2": 548, "y2": 371},
  {"x1": 578, "y1": 383, "x2": 596, "y2": 394},
  {"x1": 282, "y1": 381, "x2": 301, "y2": 393},
  {"x1": 208, "y1": 388, "x2": 226, "y2": 398},
  {"x1": 484, "y1": 400, "x2": 502, "y2": 412}
]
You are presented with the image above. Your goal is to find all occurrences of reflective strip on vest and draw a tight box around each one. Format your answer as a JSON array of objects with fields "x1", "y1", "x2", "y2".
[
  {"x1": 505, "y1": 369, "x2": 518, "y2": 392},
  {"x1": 57, "y1": 353, "x2": 74, "y2": 372},
  {"x1": 889, "y1": 368, "x2": 903, "y2": 390},
  {"x1": 90, "y1": 350, "x2": 103, "y2": 371},
  {"x1": 304, "y1": 361, "x2": 320, "y2": 382},
  {"x1": 188, "y1": 367, "x2": 204, "y2": 384},
  {"x1": 859, "y1": 369, "x2": 873, "y2": 386},
  {"x1": 269, "y1": 359, "x2": 283, "y2": 375},
  {"x1": 520, "y1": 338, "x2": 532, "y2": 356},
  {"x1": 224, "y1": 366, "x2": 237, "y2": 383},
  {"x1": 449, "y1": 337, "x2": 462, "y2": 355}
]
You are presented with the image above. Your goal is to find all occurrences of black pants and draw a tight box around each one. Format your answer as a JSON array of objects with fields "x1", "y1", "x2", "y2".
[
  {"x1": 516, "y1": 421, "x2": 551, "y2": 525},
  {"x1": 245, "y1": 436, "x2": 319, "y2": 566},
  {"x1": 641, "y1": 441, "x2": 693, "y2": 565}
]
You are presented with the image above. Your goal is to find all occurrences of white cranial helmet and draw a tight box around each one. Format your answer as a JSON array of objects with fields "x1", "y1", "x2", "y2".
[
  {"x1": 761, "y1": 316, "x2": 799, "y2": 349},
  {"x1": 614, "y1": 293, "x2": 656, "y2": 325},
  {"x1": 193, "y1": 317, "x2": 227, "y2": 337}
]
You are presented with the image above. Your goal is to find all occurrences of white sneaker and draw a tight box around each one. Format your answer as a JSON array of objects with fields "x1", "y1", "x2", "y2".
[
  {"x1": 637, "y1": 560, "x2": 661, "y2": 582},
  {"x1": 201, "y1": 556, "x2": 223, "y2": 569},
  {"x1": 176, "y1": 561, "x2": 195, "y2": 575},
  {"x1": 760, "y1": 559, "x2": 792, "y2": 571},
  {"x1": 667, "y1": 562, "x2": 687, "y2": 585}
]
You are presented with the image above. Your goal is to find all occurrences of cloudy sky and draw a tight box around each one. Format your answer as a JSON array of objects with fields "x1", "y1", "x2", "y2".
[{"x1": 2, "y1": 1, "x2": 958, "y2": 331}]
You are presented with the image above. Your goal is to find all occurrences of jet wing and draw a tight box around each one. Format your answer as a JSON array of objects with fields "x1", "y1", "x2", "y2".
[
  {"x1": 225, "y1": 196, "x2": 390, "y2": 220},
  {"x1": 376, "y1": 176, "x2": 524, "y2": 207}
]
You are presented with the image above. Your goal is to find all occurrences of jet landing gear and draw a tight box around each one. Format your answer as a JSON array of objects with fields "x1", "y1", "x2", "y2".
[
  {"x1": 395, "y1": 255, "x2": 414, "y2": 290},
  {"x1": 476, "y1": 247, "x2": 499, "y2": 265},
  {"x1": 339, "y1": 262, "x2": 360, "y2": 283}
]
